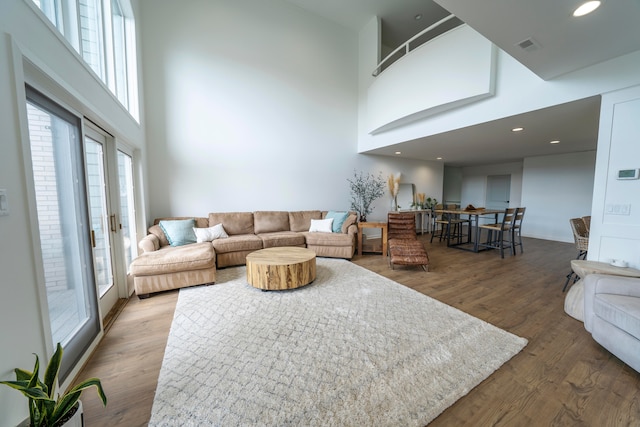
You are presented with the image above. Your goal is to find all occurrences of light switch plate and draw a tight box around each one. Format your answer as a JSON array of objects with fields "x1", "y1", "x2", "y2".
[{"x1": 0, "y1": 189, "x2": 9, "y2": 216}]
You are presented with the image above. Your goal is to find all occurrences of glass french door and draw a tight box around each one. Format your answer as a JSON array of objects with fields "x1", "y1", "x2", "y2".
[
  {"x1": 25, "y1": 86, "x2": 100, "y2": 381},
  {"x1": 84, "y1": 127, "x2": 118, "y2": 315},
  {"x1": 117, "y1": 150, "x2": 138, "y2": 273}
]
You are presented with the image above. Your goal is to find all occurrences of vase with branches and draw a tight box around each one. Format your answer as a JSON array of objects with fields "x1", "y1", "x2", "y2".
[
  {"x1": 348, "y1": 170, "x2": 385, "y2": 222},
  {"x1": 387, "y1": 173, "x2": 401, "y2": 211}
]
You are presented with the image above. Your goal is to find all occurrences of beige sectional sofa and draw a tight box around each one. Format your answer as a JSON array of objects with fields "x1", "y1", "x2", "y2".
[{"x1": 130, "y1": 210, "x2": 357, "y2": 298}]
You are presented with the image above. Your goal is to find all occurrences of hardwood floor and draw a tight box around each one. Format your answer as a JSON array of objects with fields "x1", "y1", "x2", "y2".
[{"x1": 74, "y1": 236, "x2": 640, "y2": 426}]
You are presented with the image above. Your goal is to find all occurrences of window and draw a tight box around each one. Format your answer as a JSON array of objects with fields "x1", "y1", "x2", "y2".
[
  {"x1": 79, "y1": 0, "x2": 105, "y2": 80},
  {"x1": 31, "y1": 0, "x2": 139, "y2": 121}
]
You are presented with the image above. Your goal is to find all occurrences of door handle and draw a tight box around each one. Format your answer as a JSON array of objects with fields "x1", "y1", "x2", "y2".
[
  {"x1": 110, "y1": 214, "x2": 117, "y2": 232},
  {"x1": 91, "y1": 230, "x2": 96, "y2": 248}
]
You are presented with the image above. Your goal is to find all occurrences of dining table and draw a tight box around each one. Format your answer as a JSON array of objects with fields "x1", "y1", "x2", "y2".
[{"x1": 434, "y1": 208, "x2": 504, "y2": 252}]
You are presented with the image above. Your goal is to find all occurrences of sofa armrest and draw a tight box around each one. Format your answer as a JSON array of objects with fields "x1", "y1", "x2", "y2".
[
  {"x1": 346, "y1": 223, "x2": 357, "y2": 237},
  {"x1": 138, "y1": 234, "x2": 160, "y2": 253},
  {"x1": 584, "y1": 274, "x2": 640, "y2": 332}
]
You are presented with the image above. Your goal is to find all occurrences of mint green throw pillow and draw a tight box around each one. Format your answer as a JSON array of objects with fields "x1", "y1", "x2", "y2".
[
  {"x1": 325, "y1": 211, "x2": 349, "y2": 233},
  {"x1": 159, "y1": 219, "x2": 196, "y2": 246}
]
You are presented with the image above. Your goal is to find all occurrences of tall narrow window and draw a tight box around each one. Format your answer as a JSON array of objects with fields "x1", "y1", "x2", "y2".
[
  {"x1": 111, "y1": 0, "x2": 128, "y2": 105},
  {"x1": 26, "y1": 86, "x2": 100, "y2": 381},
  {"x1": 79, "y1": 0, "x2": 105, "y2": 79}
]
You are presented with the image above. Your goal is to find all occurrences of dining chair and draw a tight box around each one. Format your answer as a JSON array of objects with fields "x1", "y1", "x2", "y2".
[
  {"x1": 478, "y1": 207, "x2": 517, "y2": 258},
  {"x1": 562, "y1": 217, "x2": 590, "y2": 291},
  {"x1": 511, "y1": 207, "x2": 526, "y2": 254},
  {"x1": 430, "y1": 204, "x2": 447, "y2": 243},
  {"x1": 430, "y1": 204, "x2": 469, "y2": 244}
]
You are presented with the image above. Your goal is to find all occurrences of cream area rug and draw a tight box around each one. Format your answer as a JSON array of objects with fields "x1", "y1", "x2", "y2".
[{"x1": 150, "y1": 258, "x2": 527, "y2": 427}]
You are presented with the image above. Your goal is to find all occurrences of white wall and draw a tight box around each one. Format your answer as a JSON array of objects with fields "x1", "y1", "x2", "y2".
[
  {"x1": 590, "y1": 85, "x2": 640, "y2": 269},
  {"x1": 0, "y1": 1, "x2": 146, "y2": 425},
  {"x1": 367, "y1": 25, "x2": 495, "y2": 133},
  {"x1": 359, "y1": 46, "x2": 640, "y2": 152},
  {"x1": 522, "y1": 152, "x2": 596, "y2": 242},
  {"x1": 139, "y1": 0, "x2": 443, "y2": 222},
  {"x1": 460, "y1": 162, "x2": 523, "y2": 208}
]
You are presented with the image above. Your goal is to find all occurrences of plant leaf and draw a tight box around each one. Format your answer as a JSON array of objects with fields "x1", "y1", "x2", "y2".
[
  {"x1": 67, "y1": 378, "x2": 107, "y2": 406},
  {"x1": 43, "y1": 343, "x2": 63, "y2": 399},
  {"x1": 27, "y1": 354, "x2": 40, "y2": 391}
]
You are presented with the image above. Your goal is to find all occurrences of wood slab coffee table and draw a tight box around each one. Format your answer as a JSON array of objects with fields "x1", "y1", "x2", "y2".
[{"x1": 246, "y1": 247, "x2": 316, "y2": 291}]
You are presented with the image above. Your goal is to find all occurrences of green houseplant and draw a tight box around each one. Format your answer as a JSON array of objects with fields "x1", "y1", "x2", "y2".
[
  {"x1": 347, "y1": 170, "x2": 386, "y2": 222},
  {"x1": 1, "y1": 342, "x2": 107, "y2": 427}
]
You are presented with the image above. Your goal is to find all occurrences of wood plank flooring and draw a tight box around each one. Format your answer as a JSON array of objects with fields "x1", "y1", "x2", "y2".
[{"x1": 73, "y1": 236, "x2": 640, "y2": 426}]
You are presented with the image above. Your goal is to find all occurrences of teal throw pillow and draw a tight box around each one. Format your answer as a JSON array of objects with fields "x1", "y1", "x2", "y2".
[
  {"x1": 325, "y1": 211, "x2": 349, "y2": 233},
  {"x1": 159, "y1": 219, "x2": 197, "y2": 247}
]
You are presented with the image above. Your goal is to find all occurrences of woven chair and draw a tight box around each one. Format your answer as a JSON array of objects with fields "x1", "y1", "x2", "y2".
[
  {"x1": 582, "y1": 215, "x2": 591, "y2": 235},
  {"x1": 511, "y1": 207, "x2": 526, "y2": 254},
  {"x1": 478, "y1": 207, "x2": 517, "y2": 258},
  {"x1": 387, "y1": 212, "x2": 429, "y2": 271},
  {"x1": 563, "y1": 217, "x2": 590, "y2": 291}
]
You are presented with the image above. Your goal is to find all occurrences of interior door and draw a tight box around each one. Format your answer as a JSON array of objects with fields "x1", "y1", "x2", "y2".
[
  {"x1": 486, "y1": 175, "x2": 511, "y2": 210},
  {"x1": 485, "y1": 175, "x2": 511, "y2": 225}
]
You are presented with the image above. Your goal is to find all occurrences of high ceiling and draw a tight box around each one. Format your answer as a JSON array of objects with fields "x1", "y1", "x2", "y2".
[{"x1": 284, "y1": 0, "x2": 640, "y2": 166}]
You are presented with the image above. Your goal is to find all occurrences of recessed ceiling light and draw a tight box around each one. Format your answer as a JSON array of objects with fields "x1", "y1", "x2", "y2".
[
  {"x1": 512, "y1": 127, "x2": 524, "y2": 132},
  {"x1": 436, "y1": 157, "x2": 443, "y2": 160},
  {"x1": 414, "y1": 14, "x2": 423, "y2": 20},
  {"x1": 550, "y1": 140, "x2": 560, "y2": 144},
  {"x1": 395, "y1": 151, "x2": 402, "y2": 155},
  {"x1": 573, "y1": 1, "x2": 601, "y2": 17}
]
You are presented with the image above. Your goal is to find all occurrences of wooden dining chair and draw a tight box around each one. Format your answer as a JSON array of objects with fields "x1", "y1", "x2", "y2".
[
  {"x1": 478, "y1": 207, "x2": 517, "y2": 258},
  {"x1": 512, "y1": 207, "x2": 526, "y2": 254},
  {"x1": 430, "y1": 204, "x2": 468, "y2": 244}
]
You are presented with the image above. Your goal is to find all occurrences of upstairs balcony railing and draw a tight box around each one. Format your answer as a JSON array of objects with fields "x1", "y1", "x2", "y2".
[{"x1": 373, "y1": 14, "x2": 460, "y2": 77}]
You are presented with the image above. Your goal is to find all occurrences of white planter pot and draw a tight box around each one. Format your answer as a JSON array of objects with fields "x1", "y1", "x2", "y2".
[
  {"x1": 65, "y1": 400, "x2": 84, "y2": 427},
  {"x1": 18, "y1": 400, "x2": 83, "y2": 427}
]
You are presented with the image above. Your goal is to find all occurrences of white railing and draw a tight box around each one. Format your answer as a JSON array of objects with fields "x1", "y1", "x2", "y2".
[{"x1": 372, "y1": 14, "x2": 457, "y2": 77}]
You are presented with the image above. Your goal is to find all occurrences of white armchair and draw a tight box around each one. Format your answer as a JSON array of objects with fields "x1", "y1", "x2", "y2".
[{"x1": 584, "y1": 274, "x2": 640, "y2": 372}]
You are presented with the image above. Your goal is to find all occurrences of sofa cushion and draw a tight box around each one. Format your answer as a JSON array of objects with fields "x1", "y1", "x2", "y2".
[
  {"x1": 594, "y1": 294, "x2": 640, "y2": 340},
  {"x1": 159, "y1": 219, "x2": 197, "y2": 247},
  {"x1": 325, "y1": 211, "x2": 349, "y2": 233},
  {"x1": 254, "y1": 211, "x2": 290, "y2": 234},
  {"x1": 289, "y1": 210, "x2": 322, "y2": 232},
  {"x1": 303, "y1": 231, "x2": 354, "y2": 246},
  {"x1": 341, "y1": 213, "x2": 357, "y2": 233},
  {"x1": 130, "y1": 242, "x2": 215, "y2": 276},
  {"x1": 194, "y1": 223, "x2": 229, "y2": 242},
  {"x1": 211, "y1": 234, "x2": 263, "y2": 253},
  {"x1": 309, "y1": 218, "x2": 333, "y2": 233},
  {"x1": 258, "y1": 231, "x2": 306, "y2": 248},
  {"x1": 209, "y1": 212, "x2": 254, "y2": 235},
  {"x1": 149, "y1": 217, "x2": 209, "y2": 247}
]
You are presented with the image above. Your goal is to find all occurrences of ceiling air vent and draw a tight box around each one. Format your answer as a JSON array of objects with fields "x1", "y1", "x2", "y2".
[{"x1": 516, "y1": 37, "x2": 541, "y2": 52}]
